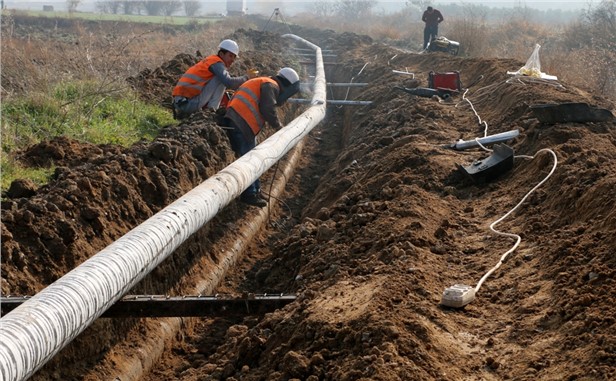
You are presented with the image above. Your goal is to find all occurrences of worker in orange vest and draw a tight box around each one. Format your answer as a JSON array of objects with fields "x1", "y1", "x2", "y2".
[
  {"x1": 223, "y1": 67, "x2": 301, "y2": 207},
  {"x1": 172, "y1": 39, "x2": 254, "y2": 119}
]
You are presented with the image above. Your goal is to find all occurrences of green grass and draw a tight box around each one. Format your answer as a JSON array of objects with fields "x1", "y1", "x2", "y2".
[
  {"x1": 0, "y1": 155, "x2": 55, "y2": 193},
  {"x1": 1, "y1": 81, "x2": 176, "y2": 194}
]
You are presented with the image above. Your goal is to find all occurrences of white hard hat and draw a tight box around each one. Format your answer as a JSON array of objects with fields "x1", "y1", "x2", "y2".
[
  {"x1": 278, "y1": 67, "x2": 300, "y2": 85},
  {"x1": 218, "y1": 39, "x2": 239, "y2": 56}
]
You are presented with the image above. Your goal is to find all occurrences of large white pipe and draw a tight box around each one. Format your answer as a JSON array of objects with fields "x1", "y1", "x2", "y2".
[
  {"x1": 109, "y1": 139, "x2": 307, "y2": 381},
  {"x1": 0, "y1": 34, "x2": 326, "y2": 381}
]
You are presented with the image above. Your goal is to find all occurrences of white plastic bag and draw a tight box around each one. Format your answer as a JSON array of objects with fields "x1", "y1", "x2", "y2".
[{"x1": 507, "y1": 43, "x2": 557, "y2": 80}]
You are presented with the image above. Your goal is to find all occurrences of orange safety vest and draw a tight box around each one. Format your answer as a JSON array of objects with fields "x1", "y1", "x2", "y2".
[
  {"x1": 228, "y1": 77, "x2": 279, "y2": 136},
  {"x1": 172, "y1": 55, "x2": 223, "y2": 98}
]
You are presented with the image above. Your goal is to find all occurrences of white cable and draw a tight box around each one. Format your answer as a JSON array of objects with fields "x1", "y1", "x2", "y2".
[
  {"x1": 461, "y1": 88, "x2": 489, "y2": 137},
  {"x1": 387, "y1": 54, "x2": 398, "y2": 65},
  {"x1": 441, "y1": 79, "x2": 559, "y2": 307},
  {"x1": 474, "y1": 148, "x2": 558, "y2": 293}
]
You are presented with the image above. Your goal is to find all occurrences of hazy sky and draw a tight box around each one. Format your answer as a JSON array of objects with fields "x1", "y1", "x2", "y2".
[
  {"x1": 438, "y1": 0, "x2": 596, "y2": 9},
  {"x1": 4, "y1": 1, "x2": 599, "y2": 14}
]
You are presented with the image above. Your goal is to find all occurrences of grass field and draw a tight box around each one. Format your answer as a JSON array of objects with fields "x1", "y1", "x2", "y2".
[{"x1": 1, "y1": 1, "x2": 614, "y2": 194}]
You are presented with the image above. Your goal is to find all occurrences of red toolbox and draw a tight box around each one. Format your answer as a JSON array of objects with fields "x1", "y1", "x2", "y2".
[{"x1": 428, "y1": 71, "x2": 462, "y2": 92}]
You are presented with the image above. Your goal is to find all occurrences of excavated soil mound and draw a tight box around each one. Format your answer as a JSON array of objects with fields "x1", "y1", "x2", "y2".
[
  {"x1": 127, "y1": 29, "x2": 289, "y2": 110},
  {"x1": 2, "y1": 25, "x2": 616, "y2": 381}
]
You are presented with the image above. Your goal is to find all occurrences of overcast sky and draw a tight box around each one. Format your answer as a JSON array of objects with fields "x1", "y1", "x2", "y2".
[{"x1": 4, "y1": 1, "x2": 599, "y2": 14}]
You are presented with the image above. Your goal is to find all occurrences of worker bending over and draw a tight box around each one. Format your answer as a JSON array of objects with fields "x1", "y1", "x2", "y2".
[
  {"x1": 223, "y1": 67, "x2": 301, "y2": 207},
  {"x1": 422, "y1": 6, "x2": 444, "y2": 50}
]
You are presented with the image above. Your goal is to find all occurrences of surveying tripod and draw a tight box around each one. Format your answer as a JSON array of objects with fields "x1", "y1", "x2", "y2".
[{"x1": 264, "y1": 8, "x2": 292, "y2": 33}]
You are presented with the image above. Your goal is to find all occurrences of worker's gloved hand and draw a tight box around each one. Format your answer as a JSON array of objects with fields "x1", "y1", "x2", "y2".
[{"x1": 247, "y1": 68, "x2": 259, "y2": 79}]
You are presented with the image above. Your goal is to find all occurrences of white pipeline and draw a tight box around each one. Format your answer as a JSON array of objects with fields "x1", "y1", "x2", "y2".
[
  {"x1": 0, "y1": 34, "x2": 326, "y2": 381},
  {"x1": 108, "y1": 138, "x2": 307, "y2": 381}
]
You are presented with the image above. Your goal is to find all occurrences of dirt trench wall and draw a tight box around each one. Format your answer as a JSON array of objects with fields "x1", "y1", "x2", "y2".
[
  {"x1": 188, "y1": 41, "x2": 616, "y2": 381},
  {"x1": 2, "y1": 121, "x2": 235, "y2": 377},
  {"x1": 2, "y1": 29, "x2": 309, "y2": 380},
  {"x1": 3, "y1": 23, "x2": 616, "y2": 381}
]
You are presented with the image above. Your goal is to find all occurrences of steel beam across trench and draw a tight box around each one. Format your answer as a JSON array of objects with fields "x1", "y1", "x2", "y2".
[
  {"x1": 0, "y1": 34, "x2": 326, "y2": 381},
  {"x1": 1, "y1": 295, "x2": 297, "y2": 318}
]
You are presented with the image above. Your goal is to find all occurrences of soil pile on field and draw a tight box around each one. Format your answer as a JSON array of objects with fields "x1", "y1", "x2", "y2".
[
  {"x1": 2, "y1": 24, "x2": 616, "y2": 381},
  {"x1": 1, "y1": 28, "x2": 294, "y2": 296},
  {"x1": 127, "y1": 29, "x2": 289, "y2": 110}
]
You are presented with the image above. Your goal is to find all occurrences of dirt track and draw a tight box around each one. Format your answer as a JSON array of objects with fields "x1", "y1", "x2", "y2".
[{"x1": 2, "y1": 21, "x2": 616, "y2": 381}]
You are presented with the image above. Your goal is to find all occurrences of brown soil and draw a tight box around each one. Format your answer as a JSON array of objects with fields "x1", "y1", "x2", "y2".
[{"x1": 2, "y1": 21, "x2": 616, "y2": 381}]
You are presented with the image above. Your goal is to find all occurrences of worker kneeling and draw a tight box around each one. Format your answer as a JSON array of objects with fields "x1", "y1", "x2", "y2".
[
  {"x1": 172, "y1": 39, "x2": 252, "y2": 120},
  {"x1": 223, "y1": 67, "x2": 301, "y2": 207}
]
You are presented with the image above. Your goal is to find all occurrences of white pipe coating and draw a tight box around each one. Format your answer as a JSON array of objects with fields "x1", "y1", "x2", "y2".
[
  {"x1": 0, "y1": 34, "x2": 326, "y2": 381},
  {"x1": 109, "y1": 139, "x2": 306, "y2": 381}
]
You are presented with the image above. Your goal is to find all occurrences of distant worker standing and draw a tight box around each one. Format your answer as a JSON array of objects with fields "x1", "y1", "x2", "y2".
[
  {"x1": 422, "y1": 6, "x2": 444, "y2": 50},
  {"x1": 223, "y1": 67, "x2": 301, "y2": 207},
  {"x1": 172, "y1": 39, "x2": 254, "y2": 119}
]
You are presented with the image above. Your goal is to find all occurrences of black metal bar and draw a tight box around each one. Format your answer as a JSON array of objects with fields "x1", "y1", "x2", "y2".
[{"x1": 0, "y1": 294, "x2": 296, "y2": 318}]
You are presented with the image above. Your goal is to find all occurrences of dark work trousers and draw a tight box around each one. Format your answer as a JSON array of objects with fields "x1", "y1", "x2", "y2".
[
  {"x1": 423, "y1": 25, "x2": 439, "y2": 49},
  {"x1": 225, "y1": 120, "x2": 260, "y2": 197}
]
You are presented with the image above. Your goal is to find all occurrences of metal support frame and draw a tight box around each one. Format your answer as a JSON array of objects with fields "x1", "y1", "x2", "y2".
[
  {"x1": 300, "y1": 61, "x2": 338, "y2": 65},
  {"x1": 293, "y1": 47, "x2": 334, "y2": 53},
  {"x1": 296, "y1": 53, "x2": 337, "y2": 58},
  {"x1": 288, "y1": 99, "x2": 372, "y2": 106},
  {"x1": 323, "y1": 82, "x2": 368, "y2": 87},
  {"x1": 1, "y1": 295, "x2": 296, "y2": 318}
]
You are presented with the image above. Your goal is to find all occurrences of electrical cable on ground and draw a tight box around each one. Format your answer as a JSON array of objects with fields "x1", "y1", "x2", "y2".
[
  {"x1": 461, "y1": 88, "x2": 489, "y2": 137},
  {"x1": 265, "y1": 160, "x2": 281, "y2": 220},
  {"x1": 264, "y1": 158, "x2": 296, "y2": 223},
  {"x1": 474, "y1": 148, "x2": 558, "y2": 293},
  {"x1": 262, "y1": 190, "x2": 293, "y2": 225},
  {"x1": 441, "y1": 148, "x2": 558, "y2": 308},
  {"x1": 505, "y1": 75, "x2": 566, "y2": 90},
  {"x1": 441, "y1": 84, "x2": 559, "y2": 307}
]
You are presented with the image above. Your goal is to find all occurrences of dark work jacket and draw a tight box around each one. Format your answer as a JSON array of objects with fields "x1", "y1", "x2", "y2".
[{"x1": 422, "y1": 9, "x2": 444, "y2": 27}]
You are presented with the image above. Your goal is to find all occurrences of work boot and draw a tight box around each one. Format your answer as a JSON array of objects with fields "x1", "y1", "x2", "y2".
[
  {"x1": 240, "y1": 193, "x2": 267, "y2": 207},
  {"x1": 173, "y1": 107, "x2": 189, "y2": 120}
]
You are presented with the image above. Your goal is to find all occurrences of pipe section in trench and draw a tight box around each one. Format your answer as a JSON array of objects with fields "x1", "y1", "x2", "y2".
[
  {"x1": 0, "y1": 34, "x2": 326, "y2": 381},
  {"x1": 109, "y1": 142, "x2": 306, "y2": 381}
]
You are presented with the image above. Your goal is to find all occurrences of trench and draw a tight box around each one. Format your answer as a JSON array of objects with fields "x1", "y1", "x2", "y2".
[
  {"x1": 14, "y1": 35, "x2": 349, "y2": 380},
  {"x1": 105, "y1": 140, "x2": 308, "y2": 381},
  {"x1": 104, "y1": 50, "x2": 352, "y2": 381},
  {"x1": 119, "y1": 71, "x2": 357, "y2": 381},
  {"x1": 103, "y1": 87, "x2": 351, "y2": 381}
]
